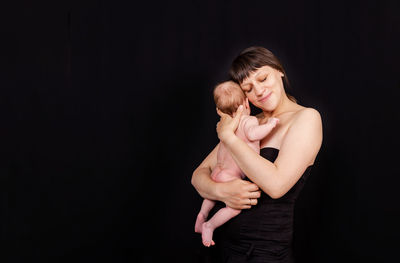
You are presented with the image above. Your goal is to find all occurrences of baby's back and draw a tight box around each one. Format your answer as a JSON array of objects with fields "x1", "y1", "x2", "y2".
[{"x1": 214, "y1": 115, "x2": 260, "y2": 181}]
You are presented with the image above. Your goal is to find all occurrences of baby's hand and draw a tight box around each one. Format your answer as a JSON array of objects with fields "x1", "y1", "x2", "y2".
[
  {"x1": 244, "y1": 116, "x2": 279, "y2": 141},
  {"x1": 267, "y1": 117, "x2": 279, "y2": 127}
]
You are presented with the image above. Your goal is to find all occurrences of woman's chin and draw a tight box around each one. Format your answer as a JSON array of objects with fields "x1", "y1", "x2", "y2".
[{"x1": 258, "y1": 101, "x2": 276, "y2": 112}]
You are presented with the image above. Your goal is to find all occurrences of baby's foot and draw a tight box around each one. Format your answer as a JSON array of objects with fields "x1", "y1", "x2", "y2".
[
  {"x1": 195, "y1": 213, "x2": 206, "y2": 233},
  {"x1": 201, "y1": 222, "x2": 215, "y2": 247}
]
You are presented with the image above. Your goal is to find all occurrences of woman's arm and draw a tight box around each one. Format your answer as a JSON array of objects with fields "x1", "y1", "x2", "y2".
[
  {"x1": 218, "y1": 107, "x2": 323, "y2": 199},
  {"x1": 191, "y1": 143, "x2": 261, "y2": 209},
  {"x1": 191, "y1": 144, "x2": 220, "y2": 200}
]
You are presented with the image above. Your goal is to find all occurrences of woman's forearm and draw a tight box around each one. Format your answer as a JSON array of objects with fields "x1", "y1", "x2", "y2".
[
  {"x1": 192, "y1": 166, "x2": 261, "y2": 209},
  {"x1": 215, "y1": 106, "x2": 279, "y2": 196},
  {"x1": 223, "y1": 135, "x2": 280, "y2": 197},
  {"x1": 221, "y1": 108, "x2": 323, "y2": 199},
  {"x1": 191, "y1": 167, "x2": 220, "y2": 201},
  {"x1": 191, "y1": 140, "x2": 264, "y2": 209}
]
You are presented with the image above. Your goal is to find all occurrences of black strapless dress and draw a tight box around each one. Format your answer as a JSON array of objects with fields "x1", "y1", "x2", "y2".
[{"x1": 205, "y1": 147, "x2": 313, "y2": 263}]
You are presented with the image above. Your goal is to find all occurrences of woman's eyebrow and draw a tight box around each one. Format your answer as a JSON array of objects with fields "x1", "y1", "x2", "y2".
[{"x1": 255, "y1": 71, "x2": 268, "y2": 78}]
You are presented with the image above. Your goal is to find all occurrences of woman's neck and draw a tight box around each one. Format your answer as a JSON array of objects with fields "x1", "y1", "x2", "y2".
[{"x1": 262, "y1": 94, "x2": 298, "y2": 119}]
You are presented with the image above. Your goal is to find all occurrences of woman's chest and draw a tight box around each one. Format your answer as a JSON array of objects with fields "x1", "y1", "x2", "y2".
[{"x1": 258, "y1": 116, "x2": 293, "y2": 149}]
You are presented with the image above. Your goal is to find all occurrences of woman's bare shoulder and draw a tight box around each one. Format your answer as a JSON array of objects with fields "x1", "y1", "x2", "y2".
[
  {"x1": 292, "y1": 107, "x2": 322, "y2": 123},
  {"x1": 278, "y1": 107, "x2": 323, "y2": 167},
  {"x1": 286, "y1": 107, "x2": 323, "y2": 143}
]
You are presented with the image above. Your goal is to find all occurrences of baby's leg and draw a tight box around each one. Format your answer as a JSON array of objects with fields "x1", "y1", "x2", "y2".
[
  {"x1": 212, "y1": 167, "x2": 241, "y2": 183},
  {"x1": 195, "y1": 199, "x2": 215, "y2": 233},
  {"x1": 194, "y1": 166, "x2": 223, "y2": 233},
  {"x1": 201, "y1": 207, "x2": 241, "y2": 247}
]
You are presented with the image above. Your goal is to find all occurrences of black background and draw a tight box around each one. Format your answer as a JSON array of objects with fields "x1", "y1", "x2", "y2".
[{"x1": 2, "y1": 0, "x2": 400, "y2": 262}]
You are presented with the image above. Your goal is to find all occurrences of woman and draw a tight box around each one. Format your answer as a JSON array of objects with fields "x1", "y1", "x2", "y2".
[{"x1": 191, "y1": 47, "x2": 323, "y2": 262}]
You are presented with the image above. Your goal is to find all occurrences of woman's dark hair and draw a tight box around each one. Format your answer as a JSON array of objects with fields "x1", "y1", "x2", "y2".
[{"x1": 229, "y1": 46, "x2": 296, "y2": 102}]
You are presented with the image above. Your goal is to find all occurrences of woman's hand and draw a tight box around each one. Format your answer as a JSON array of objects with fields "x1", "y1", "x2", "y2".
[
  {"x1": 217, "y1": 178, "x2": 261, "y2": 209},
  {"x1": 216, "y1": 105, "x2": 244, "y2": 143}
]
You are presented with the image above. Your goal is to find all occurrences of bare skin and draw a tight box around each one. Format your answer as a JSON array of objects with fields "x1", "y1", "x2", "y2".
[
  {"x1": 195, "y1": 103, "x2": 279, "y2": 247},
  {"x1": 192, "y1": 65, "x2": 322, "y2": 209}
]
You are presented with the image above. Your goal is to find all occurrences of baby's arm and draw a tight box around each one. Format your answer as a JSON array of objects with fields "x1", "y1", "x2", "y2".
[{"x1": 243, "y1": 116, "x2": 279, "y2": 142}]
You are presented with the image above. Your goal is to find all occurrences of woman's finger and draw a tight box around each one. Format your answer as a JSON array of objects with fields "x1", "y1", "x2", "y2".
[
  {"x1": 248, "y1": 190, "x2": 261, "y2": 199},
  {"x1": 239, "y1": 197, "x2": 258, "y2": 207},
  {"x1": 244, "y1": 182, "x2": 259, "y2": 192},
  {"x1": 216, "y1": 108, "x2": 228, "y2": 118},
  {"x1": 228, "y1": 105, "x2": 244, "y2": 130},
  {"x1": 250, "y1": 198, "x2": 258, "y2": 205},
  {"x1": 233, "y1": 105, "x2": 244, "y2": 120},
  {"x1": 240, "y1": 197, "x2": 256, "y2": 207}
]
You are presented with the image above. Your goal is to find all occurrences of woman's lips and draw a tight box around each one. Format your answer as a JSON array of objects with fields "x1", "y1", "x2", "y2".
[{"x1": 258, "y1": 92, "x2": 271, "y2": 102}]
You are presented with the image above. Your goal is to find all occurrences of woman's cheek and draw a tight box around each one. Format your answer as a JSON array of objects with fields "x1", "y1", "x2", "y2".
[{"x1": 247, "y1": 96, "x2": 258, "y2": 106}]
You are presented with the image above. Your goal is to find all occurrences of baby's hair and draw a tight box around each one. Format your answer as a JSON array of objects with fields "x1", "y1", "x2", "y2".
[{"x1": 213, "y1": 81, "x2": 246, "y2": 116}]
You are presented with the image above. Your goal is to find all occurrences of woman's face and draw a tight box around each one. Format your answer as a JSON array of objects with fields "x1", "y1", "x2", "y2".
[{"x1": 240, "y1": 65, "x2": 285, "y2": 112}]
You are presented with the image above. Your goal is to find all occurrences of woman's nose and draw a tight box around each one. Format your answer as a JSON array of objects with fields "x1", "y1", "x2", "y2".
[{"x1": 253, "y1": 84, "x2": 264, "y2": 96}]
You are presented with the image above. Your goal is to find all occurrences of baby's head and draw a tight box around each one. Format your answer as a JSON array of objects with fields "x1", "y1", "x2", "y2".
[{"x1": 213, "y1": 81, "x2": 249, "y2": 116}]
